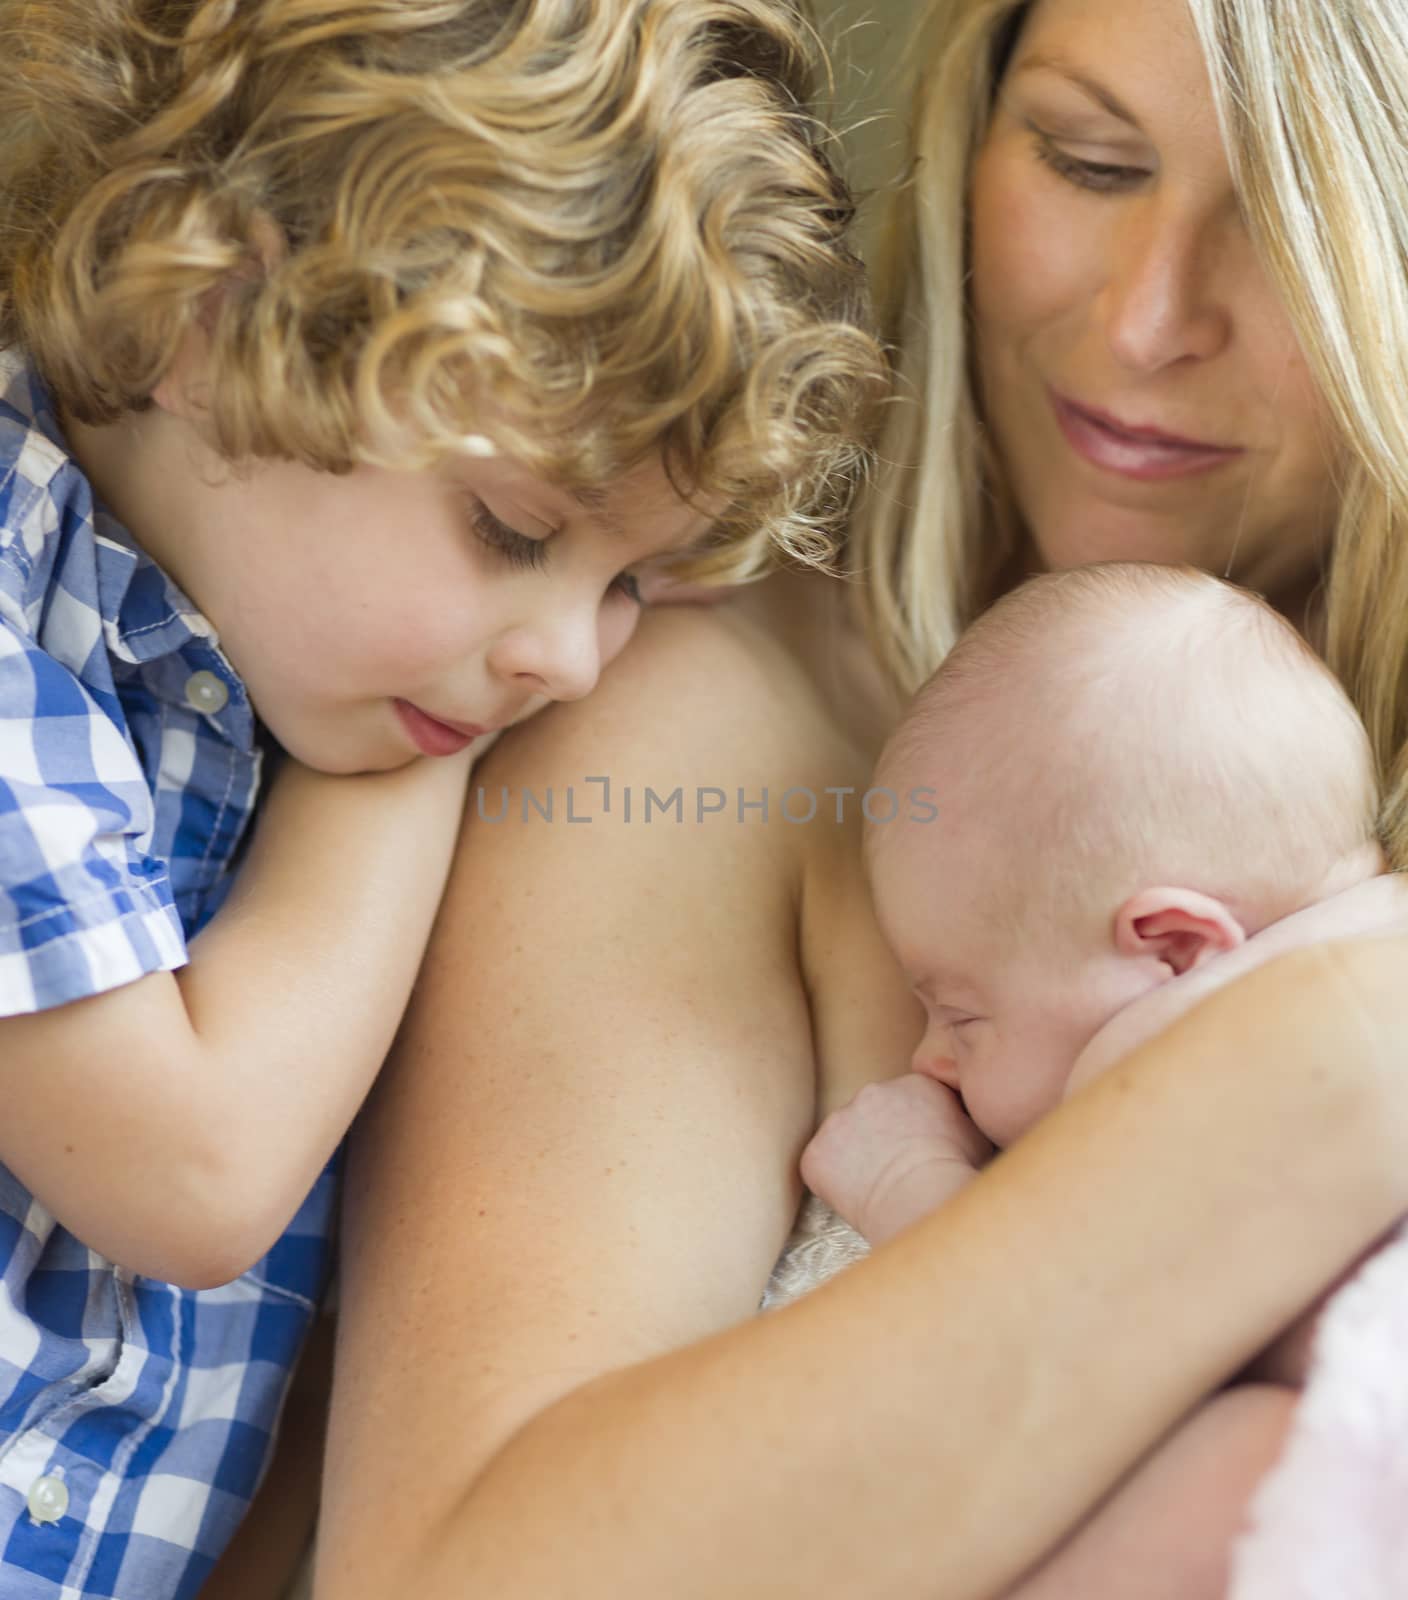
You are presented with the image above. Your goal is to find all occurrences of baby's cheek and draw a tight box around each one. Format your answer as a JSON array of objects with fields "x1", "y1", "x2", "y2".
[
  {"x1": 976, "y1": 1049, "x2": 1071, "y2": 1148},
  {"x1": 1063, "y1": 1042, "x2": 1108, "y2": 1102}
]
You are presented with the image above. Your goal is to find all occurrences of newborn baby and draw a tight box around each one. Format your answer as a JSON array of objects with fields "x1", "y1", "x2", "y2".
[{"x1": 800, "y1": 561, "x2": 1407, "y2": 1598}]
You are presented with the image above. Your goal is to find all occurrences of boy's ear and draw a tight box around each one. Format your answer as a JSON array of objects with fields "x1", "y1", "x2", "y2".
[
  {"x1": 1112, "y1": 887, "x2": 1246, "y2": 977},
  {"x1": 150, "y1": 208, "x2": 286, "y2": 422},
  {"x1": 149, "y1": 324, "x2": 214, "y2": 423}
]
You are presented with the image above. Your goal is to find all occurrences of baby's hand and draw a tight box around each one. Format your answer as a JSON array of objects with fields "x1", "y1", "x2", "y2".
[{"x1": 800, "y1": 1075, "x2": 994, "y2": 1247}]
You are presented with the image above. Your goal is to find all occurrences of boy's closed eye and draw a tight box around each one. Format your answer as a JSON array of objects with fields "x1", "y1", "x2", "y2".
[
  {"x1": 465, "y1": 494, "x2": 551, "y2": 571},
  {"x1": 466, "y1": 493, "x2": 646, "y2": 602}
]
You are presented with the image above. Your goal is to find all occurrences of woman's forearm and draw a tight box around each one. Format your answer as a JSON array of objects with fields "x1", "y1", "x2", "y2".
[{"x1": 332, "y1": 939, "x2": 1408, "y2": 1600}]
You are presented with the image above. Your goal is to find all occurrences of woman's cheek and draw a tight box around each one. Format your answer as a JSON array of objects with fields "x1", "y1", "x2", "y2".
[{"x1": 970, "y1": 136, "x2": 1100, "y2": 347}]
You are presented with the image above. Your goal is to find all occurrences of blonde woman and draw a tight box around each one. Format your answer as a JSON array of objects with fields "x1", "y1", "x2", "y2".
[
  {"x1": 0, "y1": 3, "x2": 883, "y2": 1597},
  {"x1": 313, "y1": 1, "x2": 1408, "y2": 1596}
]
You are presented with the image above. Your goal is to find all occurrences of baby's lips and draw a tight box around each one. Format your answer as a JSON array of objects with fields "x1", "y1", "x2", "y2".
[{"x1": 911, "y1": 1055, "x2": 961, "y2": 1092}]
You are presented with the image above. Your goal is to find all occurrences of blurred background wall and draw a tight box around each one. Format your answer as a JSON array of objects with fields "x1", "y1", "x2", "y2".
[{"x1": 811, "y1": 0, "x2": 918, "y2": 260}]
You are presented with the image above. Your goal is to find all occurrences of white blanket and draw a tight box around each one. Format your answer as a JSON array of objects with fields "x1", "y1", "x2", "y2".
[{"x1": 1229, "y1": 1219, "x2": 1408, "y2": 1599}]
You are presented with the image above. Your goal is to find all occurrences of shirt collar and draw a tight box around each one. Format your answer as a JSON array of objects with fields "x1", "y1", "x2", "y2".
[{"x1": 9, "y1": 354, "x2": 258, "y2": 752}]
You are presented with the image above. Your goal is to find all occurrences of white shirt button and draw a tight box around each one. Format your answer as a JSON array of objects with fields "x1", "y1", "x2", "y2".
[
  {"x1": 27, "y1": 1472, "x2": 69, "y2": 1525},
  {"x1": 184, "y1": 670, "x2": 229, "y2": 715}
]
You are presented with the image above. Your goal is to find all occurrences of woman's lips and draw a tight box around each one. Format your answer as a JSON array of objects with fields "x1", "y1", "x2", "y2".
[
  {"x1": 393, "y1": 699, "x2": 488, "y2": 757},
  {"x1": 1051, "y1": 391, "x2": 1244, "y2": 481}
]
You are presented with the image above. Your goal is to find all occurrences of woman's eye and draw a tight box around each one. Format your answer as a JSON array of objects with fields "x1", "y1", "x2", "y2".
[
  {"x1": 611, "y1": 571, "x2": 644, "y2": 605},
  {"x1": 1031, "y1": 131, "x2": 1149, "y2": 193},
  {"x1": 470, "y1": 500, "x2": 549, "y2": 571}
]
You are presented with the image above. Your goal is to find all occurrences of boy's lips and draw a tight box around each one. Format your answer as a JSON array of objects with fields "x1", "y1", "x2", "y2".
[
  {"x1": 1051, "y1": 390, "x2": 1244, "y2": 481},
  {"x1": 393, "y1": 699, "x2": 493, "y2": 757}
]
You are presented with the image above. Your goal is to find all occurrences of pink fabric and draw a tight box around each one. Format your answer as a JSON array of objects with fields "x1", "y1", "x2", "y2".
[{"x1": 1229, "y1": 1220, "x2": 1408, "y2": 1599}]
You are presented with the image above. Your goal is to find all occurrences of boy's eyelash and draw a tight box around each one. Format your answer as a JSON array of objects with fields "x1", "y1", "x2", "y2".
[
  {"x1": 470, "y1": 496, "x2": 643, "y2": 604},
  {"x1": 470, "y1": 499, "x2": 548, "y2": 571},
  {"x1": 1030, "y1": 130, "x2": 1147, "y2": 193}
]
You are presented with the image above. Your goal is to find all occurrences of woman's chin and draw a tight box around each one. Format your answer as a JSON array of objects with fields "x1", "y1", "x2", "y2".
[{"x1": 1027, "y1": 504, "x2": 1221, "y2": 576}]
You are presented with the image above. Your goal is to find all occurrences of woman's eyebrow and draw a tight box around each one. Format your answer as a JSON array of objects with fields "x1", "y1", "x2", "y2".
[{"x1": 1012, "y1": 55, "x2": 1144, "y2": 132}]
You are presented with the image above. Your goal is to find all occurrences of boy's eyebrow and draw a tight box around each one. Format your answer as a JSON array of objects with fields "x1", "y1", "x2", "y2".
[
  {"x1": 559, "y1": 478, "x2": 716, "y2": 551},
  {"x1": 568, "y1": 484, "x2": 610, "y2": 513}
]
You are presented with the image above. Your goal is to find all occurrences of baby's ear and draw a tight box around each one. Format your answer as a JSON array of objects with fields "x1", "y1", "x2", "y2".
[{"x1": 1112, "y1": 888, "x2": 1245, "y2": 977}]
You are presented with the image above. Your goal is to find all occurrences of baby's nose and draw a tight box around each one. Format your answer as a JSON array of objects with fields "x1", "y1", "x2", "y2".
[{"x1": 911, "y1": 1045, "x2": 960, "y2": 1092}]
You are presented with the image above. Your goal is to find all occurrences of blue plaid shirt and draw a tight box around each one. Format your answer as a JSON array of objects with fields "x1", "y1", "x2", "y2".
[{"x1": 0, "y1": 351, "x2": 336, "y2": 1598}]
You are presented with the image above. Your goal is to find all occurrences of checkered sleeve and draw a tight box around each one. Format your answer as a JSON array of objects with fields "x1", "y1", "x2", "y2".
[{"x1": 0, "y1": 617, "x2": 187, "y2": 1016}]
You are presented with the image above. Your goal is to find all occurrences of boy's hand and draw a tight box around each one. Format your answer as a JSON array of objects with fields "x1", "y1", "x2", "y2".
[
  {"x1": 276, "y1": 737, "x2": 483, "y2": 788},
  {"x1": 266, "y1": 740, "x2": 480, "y2": 837},
  {"x1": 801, "y1": 1075, "x2": 994, "y2": 1247},
  {"x1": 0, "y1": 733, "x2": 491, "y2": 1287}
]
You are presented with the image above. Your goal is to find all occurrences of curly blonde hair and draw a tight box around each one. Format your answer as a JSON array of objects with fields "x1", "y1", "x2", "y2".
[
  {"x1": 0, "y1": 0, "x2": 886, "y2": 577},
  {"x1": 852, "y1": 0, "x2": 1408, "y2": 868}
]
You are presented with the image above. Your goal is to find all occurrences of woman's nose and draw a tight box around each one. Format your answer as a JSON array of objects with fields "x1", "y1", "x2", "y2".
[
  {"x1": 490, "y1": 602, "x2": 602, "y2": 702},
  {"x1": 1100, "y1": 200, "x2": 1232, "y2": 372}
]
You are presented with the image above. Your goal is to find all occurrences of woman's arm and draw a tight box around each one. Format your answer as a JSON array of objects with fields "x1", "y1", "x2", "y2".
[{"x1": 314, "y1": 609, "x2": 1408, "y2": 1600}]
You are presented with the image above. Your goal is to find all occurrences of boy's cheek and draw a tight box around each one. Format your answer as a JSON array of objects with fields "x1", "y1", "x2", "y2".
[
  {"x1": 599, "y1": 603, "x2": 644, "y2": 669},
  {"x1": 637, "y1": 572, "x2": 731, "y2": 606}
]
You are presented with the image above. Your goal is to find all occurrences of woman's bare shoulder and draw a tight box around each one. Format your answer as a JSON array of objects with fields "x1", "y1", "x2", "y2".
[
  {"x1": 575, "y1": 596, "x2": 921, "y2": 1118},
  {"x1": 465, "y1": 584, "x2": 920, "y2": 1115},
  {"x1": 482, "y1": 590, "x2": 865, "y2": 794}
]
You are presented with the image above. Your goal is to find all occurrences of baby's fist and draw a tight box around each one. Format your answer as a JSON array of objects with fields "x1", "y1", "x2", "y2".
[{"x1": 800, "y1": 1075, "x2": 993, "y2": 1247}]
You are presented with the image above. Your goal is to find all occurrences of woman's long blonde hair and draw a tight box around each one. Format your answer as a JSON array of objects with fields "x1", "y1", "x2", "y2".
[
  {"x1": 854, "y1": 0, "x2": 1408, "y2": 864},
  {"x1": 0, "y1": 0, "x2": 887, "y2": 575}
]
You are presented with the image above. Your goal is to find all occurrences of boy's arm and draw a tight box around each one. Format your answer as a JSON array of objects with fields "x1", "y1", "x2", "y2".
[{"x1": 0, "y1": 748, "x2": 475, "y2": 1286}]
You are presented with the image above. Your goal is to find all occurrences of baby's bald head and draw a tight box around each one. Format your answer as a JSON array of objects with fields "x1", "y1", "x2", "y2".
[{"x1": 872, "y1": 563, "x2": 1381, "y2": 949}]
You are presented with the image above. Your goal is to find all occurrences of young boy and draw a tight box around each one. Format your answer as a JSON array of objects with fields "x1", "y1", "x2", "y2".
[
  {"x1": 800, "y1": 562, "x2": 1406, "y2": 1598},
  {"x1": 0, "y1": 3, "x2": 885, "y2": 1594}
]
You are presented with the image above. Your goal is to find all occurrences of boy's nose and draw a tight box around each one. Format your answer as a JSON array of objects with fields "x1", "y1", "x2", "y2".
[{"x1": 491, "y1": 605, "x2": 602, "y2": 702}]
